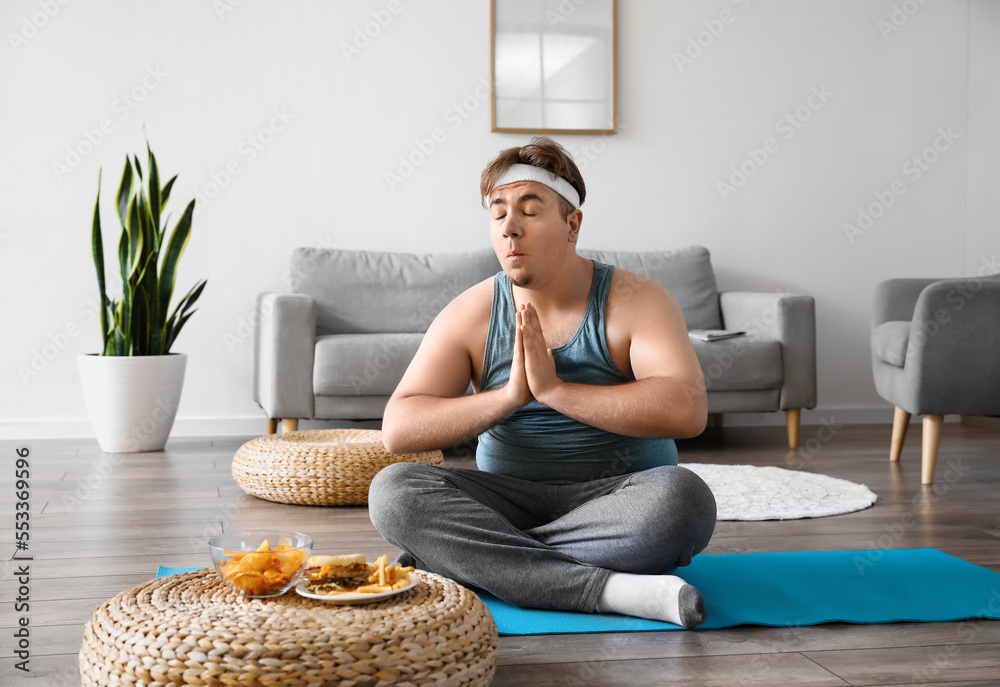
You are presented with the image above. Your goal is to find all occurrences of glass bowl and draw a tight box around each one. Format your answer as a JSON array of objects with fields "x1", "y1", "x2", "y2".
[{"x1": 208, "y1": 530, "x2": 313, "y2": 598}]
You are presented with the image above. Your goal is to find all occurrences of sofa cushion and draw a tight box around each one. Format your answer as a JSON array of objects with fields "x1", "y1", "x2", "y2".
[
  {"x1": 690, "y1": 336, "x2": 783, "y2": 391},
  {"x1": 872, "y1": 321, "x2": 910, "y2": 368},
  {"x1": 314, "y1": 333, "x2": 423, "y2": 396},
  {"x1": 579, "y1": 246, "x2": 722, "y2": 330},
  {"x1": 292, "y1": 248, "x2": 501, "y2": 335}
]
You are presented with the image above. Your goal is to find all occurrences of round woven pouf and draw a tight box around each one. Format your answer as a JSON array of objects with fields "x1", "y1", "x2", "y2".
[
  {"x1": 80, "y1": 568, "x2": 498, "y2": 687},
  {"x1": 232, "y1": 429, "x2": 444, "y2": 506}
]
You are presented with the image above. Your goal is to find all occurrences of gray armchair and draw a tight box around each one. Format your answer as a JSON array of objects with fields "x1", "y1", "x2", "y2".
[{"x1": 871, "y1": 276, "x2": 1000, "y2": 483}]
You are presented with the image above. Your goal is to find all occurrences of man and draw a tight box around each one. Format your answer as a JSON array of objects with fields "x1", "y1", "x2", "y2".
[{"x1": 369, "y1": 137, "x2": 716, "y2": 628}]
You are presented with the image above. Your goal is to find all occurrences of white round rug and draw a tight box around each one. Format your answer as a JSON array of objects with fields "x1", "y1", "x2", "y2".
[{"x1": 682, "y1": 463, "x2": 878, "y2": 520}]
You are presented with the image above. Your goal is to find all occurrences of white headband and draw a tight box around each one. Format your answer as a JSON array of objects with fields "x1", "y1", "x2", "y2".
[{"x1": 489, "y1": 163, "x2": 582, "y2": 209}]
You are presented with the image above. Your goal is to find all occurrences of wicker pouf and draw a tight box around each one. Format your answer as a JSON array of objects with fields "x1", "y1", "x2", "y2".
[
  {"x1": 232, "y1": 429, "x2": 444, "y2": 506},
  {"x1": 80, "y1": 568, "x2": 498, "y2": 687}
]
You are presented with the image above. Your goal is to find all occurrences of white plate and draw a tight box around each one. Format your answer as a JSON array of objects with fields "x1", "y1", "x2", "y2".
[{"x1": 294, "y1": 576, "x2": 419, "y2": 604}]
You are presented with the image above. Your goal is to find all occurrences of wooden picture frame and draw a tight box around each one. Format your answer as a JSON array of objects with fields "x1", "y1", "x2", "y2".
[{"x1": 491, "y1": 0, "x2": 617, "y2": 135}]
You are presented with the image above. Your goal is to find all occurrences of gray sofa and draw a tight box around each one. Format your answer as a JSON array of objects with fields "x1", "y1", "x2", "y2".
[{"x1": 254, "y1": 246, "x2": 816, "y2": 446}]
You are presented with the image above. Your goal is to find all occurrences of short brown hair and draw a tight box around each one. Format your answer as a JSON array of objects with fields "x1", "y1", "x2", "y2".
[{"x1": 480, "y1": 136, "x2": 586, "y2": 218}]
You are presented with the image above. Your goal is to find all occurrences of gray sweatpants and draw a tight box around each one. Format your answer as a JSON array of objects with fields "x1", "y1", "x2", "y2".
[{"x1": 368, "y1": 463, "x2": 717, "y2": 613}]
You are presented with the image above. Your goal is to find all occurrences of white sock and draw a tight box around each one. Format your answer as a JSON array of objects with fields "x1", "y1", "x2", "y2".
[{"x1": 596, "y1": 572, "x2": 707, "y2": 629}]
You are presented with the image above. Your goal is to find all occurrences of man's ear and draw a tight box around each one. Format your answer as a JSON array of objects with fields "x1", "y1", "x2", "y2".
[{"x1": 567, "y1": 209, "x2": 583, "y2": 243}]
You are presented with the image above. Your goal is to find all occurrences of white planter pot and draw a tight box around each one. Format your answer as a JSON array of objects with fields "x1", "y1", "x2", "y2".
[{"x1": 78, "y1": 353, "x2": 187, "y2": 453}]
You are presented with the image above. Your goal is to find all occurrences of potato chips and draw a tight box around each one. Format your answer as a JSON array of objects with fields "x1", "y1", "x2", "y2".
[{"x1": 219, "y1": 539, "x2": 308, "y2": 596}]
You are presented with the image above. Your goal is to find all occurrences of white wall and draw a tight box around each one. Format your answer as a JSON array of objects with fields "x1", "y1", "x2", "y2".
[
  {"x1": 2, "y1": 0, "x2": 997, "y2": 439},
  {"x1": 968, "y1": 0, "x2": 1000, "y2": 277}
]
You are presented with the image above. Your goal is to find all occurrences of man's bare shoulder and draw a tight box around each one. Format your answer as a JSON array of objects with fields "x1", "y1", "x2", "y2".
[
  {"x1": 440, "y1": 275, "x2": 495, "y2": 318},
  {"x1": 426, "y1": 274, "x2": 495, "y2": 340},
  {"x1": 607, "y1": 267, "x2": 677, "y2": 313}
]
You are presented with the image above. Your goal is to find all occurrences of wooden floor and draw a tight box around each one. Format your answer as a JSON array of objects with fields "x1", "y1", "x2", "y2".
[{"x1": 2, "y1": 422, "x2": 999, "y2": 686}]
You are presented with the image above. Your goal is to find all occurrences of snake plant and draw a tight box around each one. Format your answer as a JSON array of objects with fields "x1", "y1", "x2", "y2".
[{"x1": 91, "y1": 140, "x2": 207, "y2": 356}]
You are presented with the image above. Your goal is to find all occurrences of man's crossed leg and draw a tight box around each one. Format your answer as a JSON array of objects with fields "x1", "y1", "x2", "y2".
[{"x1": 369, "y1": 462, "x2": 717, "y2": 628}]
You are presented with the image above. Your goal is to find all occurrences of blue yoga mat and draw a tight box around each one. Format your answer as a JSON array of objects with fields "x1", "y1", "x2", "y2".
[{"x1": 157, "y1": 548, "x2": 1000, "y2": 635}]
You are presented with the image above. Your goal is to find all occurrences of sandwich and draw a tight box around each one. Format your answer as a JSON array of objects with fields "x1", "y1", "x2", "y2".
[{"x1": 303, "y1": 553, "x2": 371, "y2": 594}]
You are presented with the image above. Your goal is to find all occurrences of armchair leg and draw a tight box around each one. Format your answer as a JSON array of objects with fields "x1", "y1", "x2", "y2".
[
  {"x1": 921, "y1": 415, "x2": 944, "y2": 484},
  {"x1": 890, "y1": 407, "x2": 910, "y2": 461},
  {"x1": 267, "y1": 418, "x2": 278, "y2": 435},
  {"x1": 712, "y1": 413, "x2": 724, "y2": 429},
  {"x1": 281, "y1": 418, "x2": 299, "y2": 433},
  {"x1": 785, "y1": 409, "x2": 801, "y2": 449}
]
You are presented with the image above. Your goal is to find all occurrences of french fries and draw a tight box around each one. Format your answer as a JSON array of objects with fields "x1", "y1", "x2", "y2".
[{"x1": 219, "y1": 539, "x2": 308, "y2": 596}]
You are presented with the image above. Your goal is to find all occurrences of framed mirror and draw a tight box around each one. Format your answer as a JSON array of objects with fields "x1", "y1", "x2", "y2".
[{"x1": 491, "y1": 0, "x2": 617, "y2": 135}]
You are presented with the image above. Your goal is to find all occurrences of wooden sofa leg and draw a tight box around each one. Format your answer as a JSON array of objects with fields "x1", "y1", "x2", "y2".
[
  {"x1": 712, "y1": 413, "x2": 724, "y2": 429},
  {"x1": 267, "y1": 418, "x2": 278, "y2": 435},
  {"x1": 281, "y1": 418, "x2": 299, "y2": 433},
  {"x1": 890, "y1": 407, "x2": 910, "y2": 462},
  {"x1": 785, "y1": 409, "x2": 801, "y2": 449},
  {"x1": 921, "y1": 415, "x2": 944, "y2": 484}
]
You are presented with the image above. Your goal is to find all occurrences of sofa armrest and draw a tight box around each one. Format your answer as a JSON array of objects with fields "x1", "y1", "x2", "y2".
[
  {"x1": 253, "y1": 292, "x2": 317, "y2": 419},
  {"x1": 872, "y1": 278, "x2": 943, "y2": 328},
  {"x1": 903, "y1": 277, "x2": 1000, "y2": 412},
  {"x1": 719, "y1": 292, "x2": 817, "y2": 410}
]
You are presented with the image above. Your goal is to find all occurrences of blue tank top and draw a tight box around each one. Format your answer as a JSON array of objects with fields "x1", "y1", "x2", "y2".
[{"x1": 476, "y1": 261, "x2": 679, "y2": 482}]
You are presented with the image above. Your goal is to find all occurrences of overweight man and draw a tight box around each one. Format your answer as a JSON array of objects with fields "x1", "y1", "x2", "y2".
[{"x1": 369, "y1": 137, "x2": 717, "y2": 628}]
